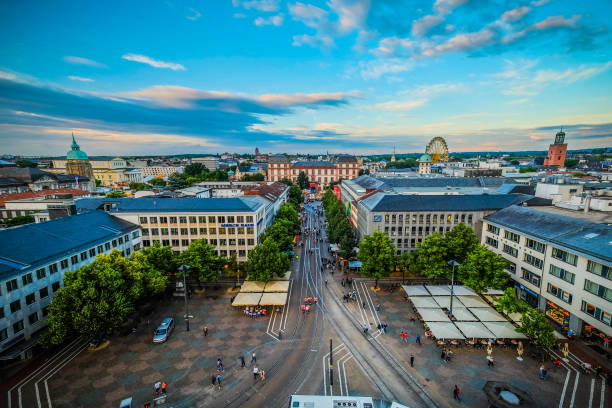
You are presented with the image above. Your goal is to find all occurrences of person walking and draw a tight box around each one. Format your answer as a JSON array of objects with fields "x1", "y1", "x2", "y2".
[
  {"x1": 203, "y1": 326, "x2": 208, "y2": 336},
  {"x1": 161, "y1": 381, "x2": 167, "y2": 395},
  {"x1": 260, "y1": 369, "x2": 266, "y2": 383},
  {"x1": 154, "y1": 381, "x2": 161, "y2": 395},
  {"x1": 217, "y1": 374, "x2": 223, "y2": 390},
  {"x1": 251, "y1": 352, "x2": 256, "y2": 365},
  {"x1": 487, "y1": 355, "x2": 494, "y2": 367},
  {"x1": 453, "y1": 385, "x2": 461, "y2": 401},
  {"x1": 441, "y1": 349, "x2": 446, "y2": 361},
  {"x1": 539, "y1": 364, "x2": 547, "y2": 380},
  {"x1": 363, "y1": 302, "x2": 366, "y2": 309},
  {"x1": 416, "y1": 335, "x2": 421, "y2": 345},
  {"x1": 240, "y1": 356, "x2": 246, "y2": 367},
  {"x1": 253, "y1": 366, "x2": 259, "y2": 380},
  {"x1": 376, "y1": 304, "x2": 381, "y2": 312},
  {"x1": 410, "y1": 354, "x2": 415, "y2": 367},
  {"x1": 211, "y1": 375, "x2": 217, "y2": 388}
]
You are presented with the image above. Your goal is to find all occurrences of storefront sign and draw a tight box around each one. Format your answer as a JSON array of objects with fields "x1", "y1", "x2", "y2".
[
  {"x1": 221, "y1": 223, "x2": 254, "y2": 227},
  {"x1": 373, "y1": 214, "x2": 382, "y2": 222}
]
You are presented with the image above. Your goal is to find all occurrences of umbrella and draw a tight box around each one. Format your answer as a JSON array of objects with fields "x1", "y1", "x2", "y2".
[
  {"x1": 562, "y1": 342, "x2": 569, "y2": 361},
  {"x1": 517, "y1": 341, "x2": 524, "y2": 361},
  {"x1": 487, "y1": 342, "x2": 493, "y2": 356}
]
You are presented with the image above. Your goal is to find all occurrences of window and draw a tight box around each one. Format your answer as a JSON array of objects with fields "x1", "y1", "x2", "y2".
[
  {"x1": 525, "y1": 238, "x2": 546, "y2": 253},
  {"x1": 190, "y1": 228, "x2": 197, "y2": 235},
  {"x1": 521, "y1": 268, "x2": 541, "y2": 287},
  {"x1": 239, "y1": 250, "x2": 246, "y2": 257},
  {"x1": 150, "y1": 217, "x2": 158, "y2": 223},
  {"x1": 125, "y1": 248, "x2": 131, "y2": 256},
  {"x1": 189, "y1": 216, "x2": 196, "y2": 223},
  {"x1": 60, "y1": 259, "x2": 68, "y2": 269},
  {"x1": 468, "y1": 214, "x2": 473, "y2": 223},
  {"x1": 248, "y1": 239, "x2": 255, "y2": 245},
  {"x1": 170, "y1": 216, "x2": 177, "y2": 223},
  {"x1": 524, "y1": 254, "x2": 544, "y2": 270},
  {"x1": 547, "y1": 283, "x2": 572, "y2": 304},
  {"x1": 0, "y1": 307, "x2": 4, "y2": 319},
  {"x1": 199, "y1": 216, "x2": 206, "y2": 223},
  {"x1": 118, "y1": 237, "x2": 123, "y2": 244},
  {"x1": 42, "y1": 306, "x2": 49, "y2": 317},
  {"x1": 551, "y1": 248, "x2": 578, "y2": 266},
  {"x1": 10, "y1": 300, "x2": 21, "y2": 313},
  {"x1": 161, "y1": 228, "x2": 169, "y2": 236},
  {"x1": 209, "y1": 227, "x2": 217, "y2": 234},
  {"x1": 507, "y1": 262, "x2": 516, "y2": 274},
  {"x1": 151, "y1": 229, "x2": 159, "y2": 236},
  {"x1": 13, "y1": 320, "x2": 24, "y2": 333},
  {"x1": 220, "y1": 239, "x2": 227, "y2": 245},
  {"x1": 52, "y1": 282, "x2": 61, "y2": 292},
  {"x1": 246, "y1": 216, "x2": 253, "y2": 222},
  {"x1": 28, "y1": 312, "x2": 39, "y2": 325},
  {"x1": 238, "y1": 238, "x2": 245, "y2": 245},
  {"x1": 200, "y1": 228, "x2": 207, "y2": 234},
  {"x1": 209, "y1": 239, "x2": 217, "y2": 245},
  {"x1": 97, "y1": 245, "x2": 104, "y2": 254},
  {"x1": 581, "y1": 301, "x2": 612, "y2": 327},
  {"x1": 172, "y1": 239, "x2": 179, "y2": 246},
  {"x1": 49, "y1": 263, "x2": 59, "y2": 274},
  {"x1": 487, "y1": 224, "x2": 500, "y2": 235},
  {"x1": 39, "y1": 287, "x2": 49, "y2": 299},
  {"x1": 80, "y1": 252, "x2": 87, "y2": 261},
  {"x1": 0, "y1": 328, "x2": 7, "y2": 341},
  {"x1": 89, "y1": 248, "x2": 96, "y2": 257},
  {"x1": 181, "y1": 228, "x2": 188, "y2": 235},
  {"x1": 105, "y1": 242, "x2": 111, "y2": 250},
  {"x1": 132, "y1": 231, "x2": 140, "y2": 239},
  {"x1": 237, "y1": 216, "x2": 244, "y2": 223},
  {"x1": 247, "y1": 227, "x2": 254, "y2": 234},
  {"x1": 485, "y1": 236, "x2": 498, "y2": 248},
  {"x1": 549, "y1": 264, "x2": 575, "y2": 284},
  {"x1": 22, "y1": 273, "x2": 33, "y2": 286},
  {"x1": 179, "y1": 217, "x2": 187, "y2": 223},
  {"x1": 25, "y1": 293, "x2": 36, "y2": 305},
  {"x1": 71, "y1": 255, "x2": 79, "y2": 265},
  {"x1": 162, "y1": 240, "x2": 169, "y2": 247},
  {"x1": 504, "y1": 231, "x2": 520, "y2": 243},
  {"x1": 503, "y1": 244, "x2": 518, "y2": 257},
  {"x1": 209, "y1": 216, "x2": 216, "y2": 223},
  {"x1": 182, "y1": 239, "x2": 189, "y2": 246},
  {"x1": 584, "y1": 280, "x2": 612, "y2": 302},
  {"x1": 142, "y1": 229, "x2": 150, "y2": 236},
  {"x1": 36, "y1": 268, "x2": 46, "y2": 279},
  {"x1": 140, "y1": 217, "x2": 148, "y2": 224},
  {"x1": 587, "y1": 260, "x2": 612, "y2": 281},
  {"x1": 159, "y1": 216, "x2": 167, "y2": 223},
  {"x1": 171, "y1": 228, "x2": 179, "y2": 235}
]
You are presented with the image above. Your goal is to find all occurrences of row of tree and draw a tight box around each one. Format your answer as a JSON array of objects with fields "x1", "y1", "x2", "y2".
[{"x1": 322, "y1": 190, "x2": 357, "y2": 260}]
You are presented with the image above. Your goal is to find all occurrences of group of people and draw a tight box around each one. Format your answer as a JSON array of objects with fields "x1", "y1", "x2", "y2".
[
  {"x1": 377, "y1": 323, "x2": 388, "y2": 334},
  {"x1": 343, "y1": 290, "x2": 358, "y2": 303},
  {"x1": 301, "y1": 297, "x2": 318, "y2": 313},
  {"x1": 244, "y1": 306, "x2": 267, "y2": 318},
  {"x1": 153, "y1": 381, "x2": 167, "y2": 396}
]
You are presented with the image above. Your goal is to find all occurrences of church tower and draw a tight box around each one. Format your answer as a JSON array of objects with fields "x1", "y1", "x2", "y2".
[
  {"x1": 543, "y1": 129, "x2": 568, "y2": 167},
  {"x1": 65, "y1": 134, "x2": 95, "y2": 189}
]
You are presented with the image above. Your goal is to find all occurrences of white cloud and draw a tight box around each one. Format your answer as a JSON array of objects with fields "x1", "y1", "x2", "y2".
[
  {"x1": 292, "y1": 34, "x2": 333, "y2": 48},
  {"x1": 186, "y1": 8, "x2": 201, "y2": 21},
  {"x1": 328, "y1": 0, "x2": 370, "y2": 34},
  {"x1": 532, "y1": 14, "x2": 580, "y2": 30},
  {"x1": 359, "y1": 59, "x2": 413, "y2": 80},
  {"x1": 121, "y1": 54, "x2": 186, "y2": 71},
  {"x1": 368, "y1": 99, "x2": 428, "y2": 112},
  {"x1": 401, "y1": 82, "x2": 466, "y2": 98},
  {"x1": 289, "y1": 2, "x2": 328, "y2": 22},
  {"x1": 236, "y1": 0, "x2": 280, "y2": 12},
  {"x1": 68, "y1": 76, "x2": 94, "y2": 82},
  {"x1": 233, "y1": 13, "x2": 247, "y2": 18},
  {"x1": 501, "y1": 6, "x2": 530, "y2": 22},
  {"x1": 421, "y1": 28, "x2": 496, "y2": 57},
  {"x1": 411, "y1": 0, "x2": 468, "y2": 37},
  {"x1": 63, "y1": 56, "x2": 107, "y2": 68},
  {"x1": 254, "y1": 13, "x2": 284, "y2": 27},
  {"x1": 371, "y1": 37, "x2": 413, "y2": 56}
]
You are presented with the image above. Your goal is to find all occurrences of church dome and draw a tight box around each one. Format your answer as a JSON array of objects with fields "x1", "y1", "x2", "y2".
[
  {"x1": 419, "y1": 154, "x2": 432, "y2": 163},
  {"x1": 66, "y1": 134, "x2": 89, "y2": 160}
]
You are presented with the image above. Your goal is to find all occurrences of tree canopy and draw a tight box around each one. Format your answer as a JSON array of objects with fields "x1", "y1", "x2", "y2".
[
  {"x1": 247, "y1": 238, "x2": 289, "y2": 282},
  {"x1": 517, "y1": 307, "x2": 556, "y2": 349},
  {"x1": 457, "y1": 244, "x2": 509, "y2": 293},
  {"x1": 167, "y1": 174, "x2": 187, "y2": 190},
  {"x1": 413, "y1": 232, "x2": 449, "y2": 281},
  {"x1": 178, "y1": 239, "x2": 224, "y2": 283},
  {"x1": 495, "y1": 287, "x2": 528, "y2": 315},
  {"x1": 288, "y1": 184, "x2": 304, "y2": 207},
  {"x1": 358, "y1": 231, "x2": 395, "y2": 287},
  {"x1": 444, "y1": 223, "x2": 479, "y2": 263},
  {"x1": 297, "y1": 171, "x2": 309, "y2": 189},
  {"x1": 106, "y1": 191, "x2": 126, "y2": 198},
  {"x1": 275, "y1": 202, "x2": 301, "y2": 232}
]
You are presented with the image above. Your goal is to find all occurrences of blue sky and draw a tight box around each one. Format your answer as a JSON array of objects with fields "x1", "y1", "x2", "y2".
[{"x1": 1, "y1": 0, "x2": 611, "y2": 156}]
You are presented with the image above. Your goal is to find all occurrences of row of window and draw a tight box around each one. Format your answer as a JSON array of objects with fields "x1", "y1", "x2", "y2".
[
  {"x1": 0, "y1": 308, "x2": 48, "y2": 342},
  {"x1": 587, "y1": 260, "x2": 612, "y2": 281},
  {"x1": 141, "y1": 240, "x2": 251, "y2": 254},
  {"x1": 0, "y1": 283, "x2": 60, "y2": 321},
  {"x1": 524, "y1": 253, "x2": 544, "y2": 270},
  {"x1": 581, "y1": 301, "x2": 612, "y2": 327},
  {"x1": 521, "y1": 268, "x2": 541, "y2": 287},
  {"x1": 140, "y1": 215, "x2": 254, "y2": 225},
  {"x1": 503, "y1": 244, "x2": 518, "y2": 257},
  {"x1": 384, "y1": 225, "x2": 452, "y2": 236},
  {"x1": 486, "y1": 236, "x2": 498, "y2": 248},
  {"x1": 549, "y1": 264, "x2": 576, "y2": 284},
  {"x1": 547, "y1": 283, "x2": 573, "y2": 304},
  {"x1": 584, "y1": 279, "x2": 612, "y2": 303},
  {"x1": 386, "y1": 213, "x2": 473, "y2": 224},
  {"x1": 143, "y1": 227, "x2": 255, "y2": 236}
]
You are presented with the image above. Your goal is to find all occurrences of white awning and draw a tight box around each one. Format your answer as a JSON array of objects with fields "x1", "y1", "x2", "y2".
[
  {"x1": 455, "y1": 321, "x2": 495, "y2": 338},
  {"x1": 450, "y1": 307, "x2": 478, "y2": 321},
  {"x1": 411, "y1": 296, "x2": 439, "y2": 308},
  {"x1": 232, "y1": 292, "x2": 263, "y2": 306},
  {"x1": 259, "y1": 292, "x2": 288, "y2": 306},
  {"x1": 469, "y1": 307, "x2": 507, "y2": 322},
  {"x1": 448, "y1": 286, "x2": 477, "y2": 296},
  {"x1": 240, "y1": 281, "x2": 267, "y2": 292},
  {"x1": 483, "y1": 289, "x2": 505, "y2": 295},
  {"x1": 402, "y1": 285, "x2": 429, "y2": 296},
  {"x1": 426, "y1": 285, "x2": 451, "y2": 295},
  {"x1": 508, "y1": 312, "x2": 522, "y2": 322},
  {"x1": 264, "y1": 281, "x2": 290, "y2": 293},
  {"x1": 456, "y1": 296, "x2": 489, "y2": 308},
  {"x1": 433, "y1": 296, "x2": 464, "y2": 309},
  {"x1": 426, "y1": 322, "x2": 465, "y2": 339},
  {"x1": 482, "y1": 321, "x2": 527, "y2": 339},
  {"x1": 418, "y1": 307, "x2": 451, "y2": 322}
]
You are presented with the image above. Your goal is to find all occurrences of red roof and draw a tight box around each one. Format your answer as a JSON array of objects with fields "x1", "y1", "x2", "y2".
[{"x1": 0, "y1": 188, "x2": 90, "y2": 207}]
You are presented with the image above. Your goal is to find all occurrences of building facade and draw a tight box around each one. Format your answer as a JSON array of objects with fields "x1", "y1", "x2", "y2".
[
  {"x1": 0, "y1": 212, "x2": 141, "y2": 355},
  {"x1": 268, "y1": 155, "x2": 359, "y2": 189},
  {"x1": 481, "y1": 205, "x2": 612, "y2": 337},
  {"x1": 192, "y1": 157, "x2": 219, "y2": 171},
  {"x1": 543, "y1": 130, "x2": 568, "y2": 167},
  {"x1": 64, "y1": 135, "x2": 95, "y2": 190},
  {"x1": 0, "y1": 168, "x2": 94, "y2": 194},
  {"x1": 418, "y1": 154, "x2": 432, "y2": 175}
]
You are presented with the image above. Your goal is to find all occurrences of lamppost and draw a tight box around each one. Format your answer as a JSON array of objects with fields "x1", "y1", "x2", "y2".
[
  {"x1": 178, "y1": 265, "x2": 190, "y2": 331},
  {"x1": 448, "y1": 260, "x2": 459, "y2": 315}
]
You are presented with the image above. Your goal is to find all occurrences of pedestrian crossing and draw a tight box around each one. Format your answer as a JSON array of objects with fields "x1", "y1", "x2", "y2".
[{"x1": 322, "y1": 343, "x2": 357, "y2": 397}]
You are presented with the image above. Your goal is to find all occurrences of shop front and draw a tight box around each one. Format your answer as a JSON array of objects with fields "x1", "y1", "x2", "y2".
[
  {"x1": 518, "y1": 284, "x2": 539, "y2": 308},
  {"x1": 545, "y1": 300, "x2": 570, "y2": 328}
]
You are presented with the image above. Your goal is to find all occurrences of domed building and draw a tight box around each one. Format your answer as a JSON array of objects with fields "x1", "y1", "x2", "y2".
[
  {"x1": 65, "y1": 134, "x2": 95, "y2": 190},
  {"x1": 418, "y1": 153, "x2": 432, "y2": 175}
]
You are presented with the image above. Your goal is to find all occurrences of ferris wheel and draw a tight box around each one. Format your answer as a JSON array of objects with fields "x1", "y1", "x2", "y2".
[{"x1": 426, "y1": 137, "x2": 449, "y2": 162}]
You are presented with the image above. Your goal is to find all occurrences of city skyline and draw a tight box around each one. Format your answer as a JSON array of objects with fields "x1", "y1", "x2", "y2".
[{"x1": 1, "y1": 0, "x2": 611, "y2": 156}]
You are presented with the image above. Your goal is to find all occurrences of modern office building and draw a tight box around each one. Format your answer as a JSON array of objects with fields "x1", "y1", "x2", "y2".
[
  {"x1": 192, "y1": 156, "x2": 219, "y2": 171},
  {"x1": 0, "y1": 212, "x2": 141, "y2": 356},
  {"x1": 481, "y1": 205, "x2": 612, "y2": 337},
  {"x1": 356, "y1": 193, "x2": 531, "y2": 254}
]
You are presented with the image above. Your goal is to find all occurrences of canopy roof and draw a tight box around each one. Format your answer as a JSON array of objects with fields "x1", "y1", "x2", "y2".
[
  {"x1": 259, "y1": 292, "x2": 288, "y2": 306},
  {"x1": 348, "y1": 261, "x2": 362, "y2": 268},
  {"x1": 418, "y1": 308, "x2": 451, "y2": 322},
  {"x1": 455, "y1": 321, "x2": 495, "y2": 338},
  {"x1": 456, "y1": 296, "x2": 489, "y2": 307},
  {"x1": 427, "y1": 285, "x2": 451, "y2": 295},
  {"x1": 264, "y1": 281, "x2": 290, "y2": 293},
  {"x1": 469, "y1": 307, "x2": 507, "y2": 322},
  {"x1": 448, "y1": 286, "x2": 477, "y2": 296},
  {"x1": 433, "y1": 296, "x2": 464, "y2": 309},
  {"x1": 450, "y1": 307, "x2": 478, "y2": 321},
  {"x1": 329, "y1": 244, "x2": 339, "y2": 251},
  {"x1": 240, "y1": 281, "x2": 266, "y2": 292},
  {"x1": 426, "y1": 322, "x2": 465, "y2": 339},
  {"x1": 232, "y1": 292, "x2": 263, "y2": 306},
  {"x1": 402, "y1": 285, "x2": 428, "y2": 296},
  {"x1": 411, "y1": 296, "x2": 439, "y2": 308},
  {"x1": 508, "y1": 312, "x2": 522, "y2": 322},
  {"x1": 482, "y1": 321, "x2": 527, "y2": 339}
]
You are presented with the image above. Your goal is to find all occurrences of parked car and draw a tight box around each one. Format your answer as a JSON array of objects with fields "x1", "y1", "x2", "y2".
[{"x1": 153, "y1": 318, "x2": 175, "y2": 343}]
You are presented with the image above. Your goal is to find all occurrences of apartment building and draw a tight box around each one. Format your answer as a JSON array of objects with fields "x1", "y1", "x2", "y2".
[
  {"x1": 482, "y1": 206, "x2": 612, "y2": 337},
  {"x1": 267, "y1": 155, "x2": 359, "y2": 189},
  {"x1": 356, "y1": 193, "x2": 530, "y2": 254},
  {"x1": 0, "y1": 212, "x2": 141, "y2": 356}
]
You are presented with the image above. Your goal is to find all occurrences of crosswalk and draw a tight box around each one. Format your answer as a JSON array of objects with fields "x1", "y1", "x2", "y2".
[{"x1": 322, "y1": 343, "x2": 357, "y2": 396}]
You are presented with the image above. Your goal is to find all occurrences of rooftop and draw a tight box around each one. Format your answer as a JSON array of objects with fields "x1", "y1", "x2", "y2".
[
  {"x1": 485, "y1": 206, "x2": 612, "y2": 263},
  {"x1": 292, "y1": 161, "x2": 336, "y2": 168},
  {"x1": 76, "y1": 197, "x2": 266, "y2": 213},
  {"x1": 360, "y1": 193, "x2": 531, "y2": 212},
  {"x1": 0, "y1": 211, "x2": 138, "y2": 279},
  {"x1": 0, "y1": 188, "x2": 91, "y2": 207},
  {"x1": 529, "y1": 205, "x2": 612, "y2": 225}
]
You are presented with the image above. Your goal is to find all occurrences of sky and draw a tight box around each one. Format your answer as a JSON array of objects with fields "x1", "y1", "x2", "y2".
[{"x1": 0, "y1": 0, "x2": 611, "y2": 156}]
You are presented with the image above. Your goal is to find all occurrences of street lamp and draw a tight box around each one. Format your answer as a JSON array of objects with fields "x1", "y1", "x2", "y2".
[
  {"x1": 448, "y1": 260, "x2": 460, "y2": 315},
  {"x1": 178, "y1": 265, "x2": 190, "y2": 331}
]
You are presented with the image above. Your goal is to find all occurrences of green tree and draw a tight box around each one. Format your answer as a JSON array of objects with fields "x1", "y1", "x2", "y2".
[
  {"x1": 414, "y1": 232, "x2": 449, "y2": 281},
  {"x1": 247, "y1": 238, "x2": 290, "y2": 282},
  {"x1": 179, "y1": 239, "x2": 224, "y2": 284},
  {"x1": 518, "y1": 307, "x2": 556, "y2": 349},
  {"x1": 444, "y1": 223, "x2": 479, "y2": 263},
  {"x1": 225, "y1": 252, "x2": 246, "y2": 288},
  {"x1": 16, "y1": 159, "x2": 37, "y2": 168},
  {"x1": 358, "y1": 231, "x2": 395, "y2": 288},
  {"x1": 396, "y1": 250, "x2": 418, "y2": 279},
  {"x1": 275, "y1": 202, "x2": 301, "y2": 232},
  {"x1": 338, "y1": 229, "x2": 357, "y2": 260},
  {"x1": 279, "y1": 178, "x2": 293, "y2": 186},
  {"x1": 509, "y1": 160, "x2": 520, "y2": 165},
  {"x1": 564, "y1": 158, "x2": 580, "y2": 169},
  {"x1": 358, "y1": 168, "x2": 370, "y2": 176},
  {"x1": 242, "y1": 173, "x2": 265, "y2": 181},
  {"x1": 95, "y1": 179, "x2": 102, "y2": 187},
  {"x1": 457, "y1": 244, "x2": 509, "y2": 293},
  {"x1": 140, "y1": 241, "x2": 177, "y2": 275},
  {"x1": 495, "y1": 287, "x2": 528, "y2": 315},
  {"x1": 520, "y1": 166, "x2": 538, "y2": 173},
  {"x1": 387, "y1": 158, "x2": 418, "y2": 168},
  {"x1": 297, "y1": 171, "x2": 309, "y2": 189},
  {"x1": 167, "y1": 174, "x2": 187, "y2": 190},
  {"x1": 5, "y1": 215, "x2": 35, "y2": 227},
  {"x1": 288, "y1": 184, "x2": 304, "y2": 207},
  {"x1": 259, "y1": 219, "x2": 295, "y2": 251},
  {"x1": 149, "y1": 178, "x2": 167, "y2": 187},
  {"x1": 184, "y1": 162, "x2": 205, "y2": 176},
  {"x1": 106, "y1": 191, "x2": 126, "y2": 198},
  {"x1": 129, "y1": 182, "x2": 151, "y2": 191}
]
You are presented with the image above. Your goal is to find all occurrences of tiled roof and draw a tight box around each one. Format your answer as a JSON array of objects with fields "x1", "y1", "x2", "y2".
[
  {"x1": 485, "y1": 206, "x2": 612, "y2": 263},
  {"x1": 75, "y1": 197, "x2": 266, "y2": 213},
  {"x1": 380, "y1": 177, "x2": 506, "y2": 189},
  {"x1": 0, "y1": 211, "x2": 139, "y2": 279},
  {"x1": 292, "y1": 161, "x2": 336, "y2": 167},
  {"x1": 360, "y1": 193, "x2": 531, "y2": 212},
  {"x1": 335, "y1": 155, "x2": 358, "y2": 163},
  {"x1": 0, "y1": 188, "x2": 91, "y2": 207}
]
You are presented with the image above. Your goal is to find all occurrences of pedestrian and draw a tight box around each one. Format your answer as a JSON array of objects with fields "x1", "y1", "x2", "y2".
[
  {"x1": 260, "y1": 369, "x2": 266, "y2": 383},
  {"x1": 487, "y1": 355, "x2": 494, "y2": 367},
  {"x1": 253, "y1": 366, "x2": 259, "y2": 380},
  {"x1": 363, "y1": 327, "x2": 369, "y2": 334},
  {"x1": 203, "y1": 326, "x2": 208, "y2": 336},
  {"x1": 400, "y1": 331, "x2": 404, "y2": 341},
  {"x1": 211, "y1": 375, "x2": 216, "y2": 387},
  {"x1": 377, "y1": 324, "x2": 381, "y2": 331},
  {"x1": 161, "y1": 381, "x2": 167, "y2": 394},
  {"x1": 376, "y1": 304, "x2": 381, "y2": 312},
  {"x1": 453, "y1": 385, "x2": 461, "y2": 401},
  {"x1": 441, "y1": 349, "x2": 446, "y2": 361},
  {"x1": 539, "y1": 364, "x2": 547, "y2": 380},
  {"x1": 240, "y1": 356, "x2": 246, "y2": 367},
  {"x1": 217, "y1": 374, "x2": 223, "y2": 390},
  {"x1": 363, "y1": 301, "x2": 366, "y2": 309},
  {"x1": 410, "y1": 354, "x2": 415, "y2": 367},
  {"x1": 251, "y1": 352, "x2": 256, "y2": 365},
  {"x1": 154, "y1": 381, "x2": 161, "y2": 395},
  {"x1": 416, "y1": 335, "x2": 421, "y2": 345}
]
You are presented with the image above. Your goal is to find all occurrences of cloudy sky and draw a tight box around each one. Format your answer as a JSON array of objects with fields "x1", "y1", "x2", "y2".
[{"x1": 1, "y1": 0, "x2": 611, "y2": 156}]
